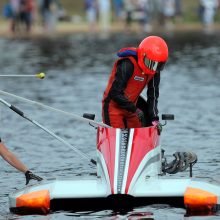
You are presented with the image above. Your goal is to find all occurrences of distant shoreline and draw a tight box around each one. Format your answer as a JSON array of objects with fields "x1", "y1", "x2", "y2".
[{"x1": 0, "y1": 21, "x2": 220, "y2": 38}]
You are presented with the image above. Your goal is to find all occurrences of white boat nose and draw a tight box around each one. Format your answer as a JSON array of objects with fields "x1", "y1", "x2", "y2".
[{"x1": 97, "y1": 126, "x2": 161, "y2": 195}]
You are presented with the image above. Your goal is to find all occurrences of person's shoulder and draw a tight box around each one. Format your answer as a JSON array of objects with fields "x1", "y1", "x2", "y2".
[
  {"x1": 118, "y1": 57, "x2": 134, "y2": 66},
  {"x1": 117, "y1": 58, "x2": 134, "y2": 73}
]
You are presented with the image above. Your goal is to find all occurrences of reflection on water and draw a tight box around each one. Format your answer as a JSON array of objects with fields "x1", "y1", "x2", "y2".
[{"x1": 0, "y1": 31, "x2": 220, "y2": 219}]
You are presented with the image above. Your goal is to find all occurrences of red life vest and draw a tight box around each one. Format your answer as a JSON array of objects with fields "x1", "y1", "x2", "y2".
[{"x1": 103, "y1": 48, "x2": 153, "y2": 107}]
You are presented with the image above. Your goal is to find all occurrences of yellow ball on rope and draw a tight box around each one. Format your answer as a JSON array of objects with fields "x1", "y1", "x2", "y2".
[{"x1": 36, "y1": 72, "x2": 45, "y2": 79}]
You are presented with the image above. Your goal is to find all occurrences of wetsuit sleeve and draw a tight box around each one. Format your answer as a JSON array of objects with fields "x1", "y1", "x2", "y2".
[
  {"x1": 146, "y1": 71, "x2": 160, "y2": 122},
  {"x1": 108, "y1": 59, "x2": 137, "y2": 113}
]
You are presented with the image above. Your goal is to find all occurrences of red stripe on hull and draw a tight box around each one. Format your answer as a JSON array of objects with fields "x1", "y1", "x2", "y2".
[
  {"x1": 97, "y1": 127, "x2": 117, "y2": 193},
  {"x1": 125, "y1": 127, "x2": 159, "y2": 193}
]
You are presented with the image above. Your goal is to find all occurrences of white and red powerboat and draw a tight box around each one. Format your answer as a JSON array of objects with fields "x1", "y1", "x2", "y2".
[{"x1": 8, "y1": 115, "x2": 220, "y2": 215}]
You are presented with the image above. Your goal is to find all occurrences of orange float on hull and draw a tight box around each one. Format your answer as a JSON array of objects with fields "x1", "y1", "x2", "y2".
[{"x1": 16, "y1": 190, "x2": 50, "y2": 214}]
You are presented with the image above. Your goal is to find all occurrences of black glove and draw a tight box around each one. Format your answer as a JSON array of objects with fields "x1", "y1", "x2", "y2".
[
  {"x1": 25, "y1": 170, "x2": 43, "y2": 185},
  {"x1": 135, "y1": 108, "x2": 144, "y2": 120},
  {"x1": 152, "y1": 121, "x2": 163, "y2": 135},
  {"x1": 135, "y1": 108, "x2": 146, "y2": 126}
]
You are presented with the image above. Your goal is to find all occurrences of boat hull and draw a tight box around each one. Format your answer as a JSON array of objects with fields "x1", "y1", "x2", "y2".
[
  {"x1": 8, "y1": 126, "x2": 220, "y2": 215},
  {"x1": 9, "y1": 177, "x2": 220, "y2": 214}
]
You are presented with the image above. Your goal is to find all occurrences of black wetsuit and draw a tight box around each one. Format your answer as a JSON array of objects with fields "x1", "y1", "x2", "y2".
[{"x1": 106, "y1": 58, "x2": 160, "y2": 125}]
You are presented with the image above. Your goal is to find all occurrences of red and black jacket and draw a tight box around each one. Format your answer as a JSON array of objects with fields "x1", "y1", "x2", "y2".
[{"x1": 102, "y1": 48, "x2": 160, "y2": 123}]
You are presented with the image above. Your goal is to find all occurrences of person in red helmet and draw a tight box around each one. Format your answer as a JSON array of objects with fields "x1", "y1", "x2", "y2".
[{"x1": 102, "y1": 36, "x2": 169, "y2": 128}]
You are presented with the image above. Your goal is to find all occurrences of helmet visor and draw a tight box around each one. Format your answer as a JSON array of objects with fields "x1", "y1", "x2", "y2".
[{"x1": 144, "y1": 56, "x2": 166, "y2": 72}]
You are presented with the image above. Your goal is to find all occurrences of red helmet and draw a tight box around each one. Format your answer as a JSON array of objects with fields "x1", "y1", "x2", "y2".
[{"x1": 137, "y1": 36, "x2": 169, "y2": 74}]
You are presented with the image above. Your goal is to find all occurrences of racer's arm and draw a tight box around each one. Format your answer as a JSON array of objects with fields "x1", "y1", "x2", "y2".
[
  {"x1": 146, "y1": 71, "x2": 160, "y2": 122},
  {"x1": 108, "y1": 59, "x2": 137, "y2": 113}
]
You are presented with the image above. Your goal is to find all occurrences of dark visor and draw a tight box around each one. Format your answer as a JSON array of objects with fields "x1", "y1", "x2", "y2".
[{"x1": 144, "y1": 56, "x2": 166, "y2": 71}]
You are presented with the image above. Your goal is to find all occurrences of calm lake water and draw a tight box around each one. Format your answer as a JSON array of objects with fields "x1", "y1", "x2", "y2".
[{"x1": 0, "y1": 30, "x2": 220, "y2": 220}]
